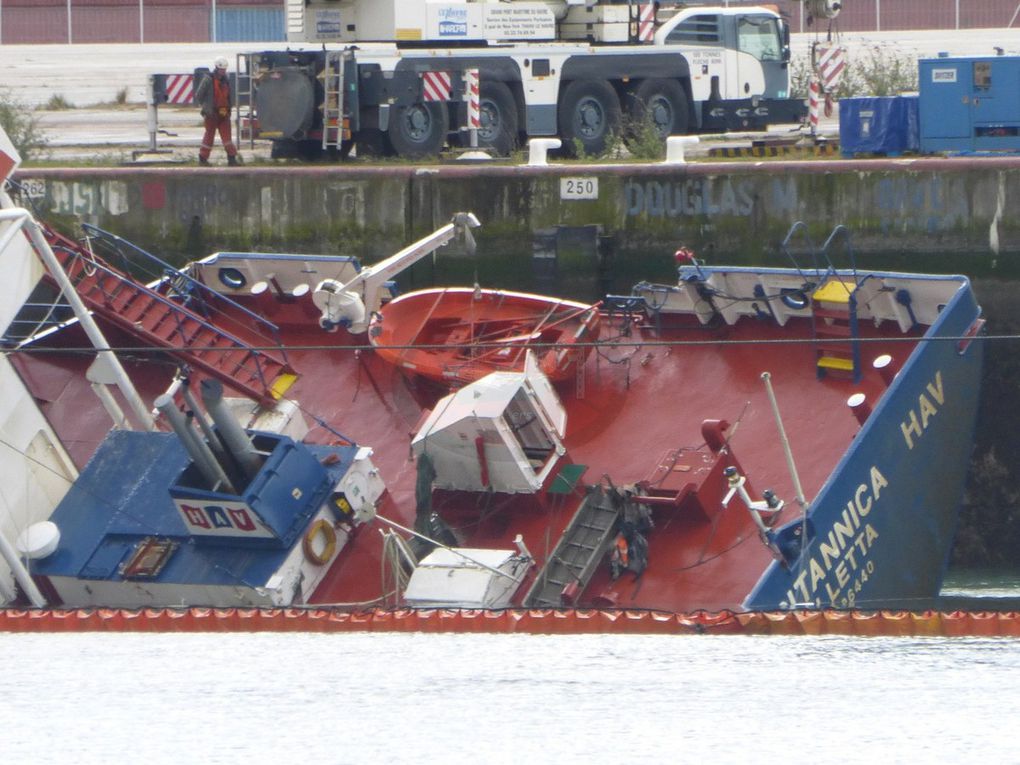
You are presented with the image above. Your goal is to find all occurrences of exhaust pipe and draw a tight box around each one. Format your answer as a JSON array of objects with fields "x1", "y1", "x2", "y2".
[
  {"x1": 155, "y1": 393, "x2": 235, "y2": 493},
  {"x1": 200, "y1": 379, "x2": 262, "y2": 485}
]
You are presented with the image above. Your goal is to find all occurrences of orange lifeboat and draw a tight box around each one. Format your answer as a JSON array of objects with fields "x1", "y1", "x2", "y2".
[{"x1": 369, "y1": 287, "x2": 601, "y2": 385}]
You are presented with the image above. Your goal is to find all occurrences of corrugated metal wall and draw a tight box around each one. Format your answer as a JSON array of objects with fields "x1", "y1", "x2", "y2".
[
  {"x1": 0, "y1": 1, "x2": 283, "y2": 44},
  {"x1": 1, "y1": 1, "x2": 1018, "y2": 44},
  {"x1": 763, "y1": 0, "x2": 1020, "y2": 32},
  {"x1": 216, "y1": 8, "x2": 285, "y2": 42}
]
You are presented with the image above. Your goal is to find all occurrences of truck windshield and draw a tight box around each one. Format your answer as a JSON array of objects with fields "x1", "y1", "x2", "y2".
[{"x1": 737, "y1": 16, "x2": 782, "y2": 62}]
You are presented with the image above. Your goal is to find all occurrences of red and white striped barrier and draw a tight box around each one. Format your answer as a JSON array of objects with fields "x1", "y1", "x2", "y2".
[
  {"x1": 466, "y1": 69, "x2": 480, "y2": 130},
  {"x1": 808, "y1": 76, "x2": 821, "y2": 132}
]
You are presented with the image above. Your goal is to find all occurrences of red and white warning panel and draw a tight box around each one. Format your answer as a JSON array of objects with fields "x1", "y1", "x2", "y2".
[
  {"x1": 160, "y1": 74, "x2": 195, "y2": 105},
  {"x1": 423, "y1": 71, "x2": 452, "y2": 102},
  {"x1": 638, "y1": 3, "x2": 655, "y2": 42}
]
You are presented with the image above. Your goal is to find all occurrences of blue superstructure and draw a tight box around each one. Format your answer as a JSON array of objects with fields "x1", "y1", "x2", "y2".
[{"x1": 33, "y1": 429, "x2": 358, "y2": 595}]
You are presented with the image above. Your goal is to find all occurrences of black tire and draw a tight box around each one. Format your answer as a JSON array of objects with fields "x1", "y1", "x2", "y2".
[
  {"x1": 387, "y1": 101, "x2": 450, "y2": 159},
  {"x1": 626, "y1": 78, "x2": 690, "y2": 142},
  {"x1": 269, "y1": 139, "x2": 300, "y2": 160},
  {"x1": 477, "y1": 81, "x2": 519, "y2": 156},
  {"x1": 557, "y1": 79, "x2": 622, "y2": 157},
  {"x1": 354, "y1": 128, "x2": 394, "y2": 158}
]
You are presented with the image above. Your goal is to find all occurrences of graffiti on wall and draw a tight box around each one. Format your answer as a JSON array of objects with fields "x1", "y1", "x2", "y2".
[{"x1": 623, "y1": 177, "x2": 798, "y2": 219}]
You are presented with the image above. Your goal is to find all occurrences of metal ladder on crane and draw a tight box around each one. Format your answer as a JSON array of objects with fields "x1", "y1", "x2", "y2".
[
  {"x1": 236, "y1": 53, "x2": 257, "y2": 152},
  {"x1": 523, "y1": 487, "x2": 621, "y2": 607},
  {"x1": 322, "y1": 50, "x2": 346, "y2": 151}
]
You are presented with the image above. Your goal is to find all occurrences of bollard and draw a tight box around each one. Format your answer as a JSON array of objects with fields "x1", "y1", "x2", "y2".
[
  {"x1": 527, "y1": 138, "x2": 561, "y2": 166},
  {"x1": 663, "y1": 135, "x2": 700, "y2": 164},
  {"x1": 847, "y1": 392, "x2": 872, "y2": 426}
]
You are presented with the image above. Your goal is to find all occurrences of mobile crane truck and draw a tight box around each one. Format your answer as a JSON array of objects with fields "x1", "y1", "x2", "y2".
[{"x1": 239, "y1": 1, "x2": 840, "y2": 160}]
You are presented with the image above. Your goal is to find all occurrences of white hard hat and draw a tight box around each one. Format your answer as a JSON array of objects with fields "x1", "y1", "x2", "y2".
[{"x1": 214, "y1": 57, "x2": 229, "y2": 70}]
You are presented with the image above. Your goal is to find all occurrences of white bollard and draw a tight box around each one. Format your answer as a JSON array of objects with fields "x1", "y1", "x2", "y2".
[
  {"x1": 527, "y1": 138, "x2": 562, "y2": 166},
  {"x1": 663, "y1": 135, "x2": 700, "y2": 165}
]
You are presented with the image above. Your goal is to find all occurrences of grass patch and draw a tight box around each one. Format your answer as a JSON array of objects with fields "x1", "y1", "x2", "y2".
[
  {"x1": 0, "y1": 87, "x2": 48, "y2": 160},
  {"x1": 43, "y1": 93, "x2": 74, "y2": 111}
]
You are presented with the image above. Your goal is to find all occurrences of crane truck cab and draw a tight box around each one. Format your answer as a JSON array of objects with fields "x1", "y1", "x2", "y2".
[{"x1": 241, "y1": 1, "x2": 805, "y2": 160}]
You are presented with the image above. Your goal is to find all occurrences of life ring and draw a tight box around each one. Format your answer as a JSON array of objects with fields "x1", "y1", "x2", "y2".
[{"x1": 302, "y1": 519, "x2": 337, "y2": 566}]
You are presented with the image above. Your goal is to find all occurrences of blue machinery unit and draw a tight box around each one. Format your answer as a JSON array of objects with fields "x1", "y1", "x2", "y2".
[
  {"x1": 840, "y1": 96, "x2": 919, "y2": 156},
  {"x1": 919, "y1": 55, "x2": 1020, "y2": 153}
]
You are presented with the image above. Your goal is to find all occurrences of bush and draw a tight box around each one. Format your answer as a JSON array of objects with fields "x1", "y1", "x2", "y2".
[
  {"x1": 791, "y1": 44, "x2": 919, "y2": 99},
  {"x1": 44, "y1": 93, "x2": 73, "y2": 111},
  {"x1": 0, "y1": 87, "x2": 47, "y2": 161}
]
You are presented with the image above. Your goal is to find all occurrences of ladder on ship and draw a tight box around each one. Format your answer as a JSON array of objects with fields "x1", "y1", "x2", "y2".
[
  {"x1": 523, "y1": 487, "x2": 621, "y2": 608},
  {"x1": 43, "y1": 226, "x2": 295, "y2": 407},
  {"x1": 780, "y1": 222, "x2": 863, "y2": 384},
  {"x1": 811, "y1": 278, "x2": 862, "y2": 383}
]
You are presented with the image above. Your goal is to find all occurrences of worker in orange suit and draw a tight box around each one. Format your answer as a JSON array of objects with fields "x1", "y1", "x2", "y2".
[{"x1": 196, "y1": 56, "x2": 241, "y2": 166}]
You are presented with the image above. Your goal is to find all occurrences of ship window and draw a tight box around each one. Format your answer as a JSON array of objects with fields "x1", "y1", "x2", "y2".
[
  {"x1": 666, "y1": 14, "x2": 720, "y2": 45},
  {"x1": 737, "y1": 16, "x2": 782, "y2": 62},
  {"x1": 121, "y1": 537, "x2": 177, "y2": 579},
  {"x1": 504, "y1": 390, "x2": 555, "y2": 470}
]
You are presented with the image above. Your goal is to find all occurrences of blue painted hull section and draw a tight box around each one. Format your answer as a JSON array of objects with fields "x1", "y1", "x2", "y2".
[{"x1": 746, "y1": 278, "x2": 983, "y2": 610}]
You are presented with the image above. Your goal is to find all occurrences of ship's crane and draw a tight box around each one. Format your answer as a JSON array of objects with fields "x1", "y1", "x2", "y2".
[{"x1": 313, "y1": 212, "x2": 481, "y2": 334}]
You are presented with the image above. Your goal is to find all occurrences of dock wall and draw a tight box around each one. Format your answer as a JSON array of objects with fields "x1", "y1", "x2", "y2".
[{"x1": 14, "y1": 158, "x2": 1020, "y2": 294}]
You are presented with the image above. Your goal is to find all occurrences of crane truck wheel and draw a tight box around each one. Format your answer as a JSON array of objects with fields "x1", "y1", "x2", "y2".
[
  {"x1": 387, "y1": 101, "x2": 450, "y2": 159},
  {"x1": 476, "y1": 81, "x2": 519, "y2": 156},
  {"x1": 557, "y1": 79, "x2": 622, "y2": 157},
  {"x1": 625, "y1": 79, "x2": 690, "y2": 144}
]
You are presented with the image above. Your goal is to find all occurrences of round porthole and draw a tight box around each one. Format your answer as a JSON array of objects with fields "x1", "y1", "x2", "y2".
[
  {"x1": 218, "y1": 267, "x2": 247, "y2": 289},
  {"x1": 780, "y1": 288, "x2": 809, "y2": 310}
]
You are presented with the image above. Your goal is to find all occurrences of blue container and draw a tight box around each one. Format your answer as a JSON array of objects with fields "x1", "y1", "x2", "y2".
[{"x1": 839, "y1": 96, "x2": 920, "y2": 156}]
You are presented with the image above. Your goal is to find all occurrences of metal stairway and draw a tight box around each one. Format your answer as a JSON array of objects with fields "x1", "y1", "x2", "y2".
[
  {"x1": 811, "y1": 277, "x2": 862, "y2": 382},
  {"x1": 779, "y1": 222, "x2": 863, "y2": 384},
  {"x1": 524, "y1": 487, "x2": 621, "y2": 607},
  {"x1": 43, "y1": 227, "x2": 295, "y2": 406}
]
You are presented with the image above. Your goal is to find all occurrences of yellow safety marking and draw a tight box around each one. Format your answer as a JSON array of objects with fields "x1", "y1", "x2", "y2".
[
  {"x1": 270, "y1": 372, "x2": 298, "y2": 400},
  {"x1": 817, "y1": 356, "x2": 854, "y2": 371},
  {"x1": 813, "y1": 279, "x2": 854, "y2": 304}
]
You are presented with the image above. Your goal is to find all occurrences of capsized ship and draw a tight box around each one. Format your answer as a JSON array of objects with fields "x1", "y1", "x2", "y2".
[{"x1": 0, "y1": 128, "x2": 985, "y2": 617}]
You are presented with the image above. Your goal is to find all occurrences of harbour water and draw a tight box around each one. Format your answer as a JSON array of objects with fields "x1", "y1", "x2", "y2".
[{"x1": 3, "y1": 571, "x2": 1019, "y2": 764}]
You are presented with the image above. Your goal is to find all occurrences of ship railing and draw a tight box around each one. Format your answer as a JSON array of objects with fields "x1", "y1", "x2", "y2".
[
  {"x1": 56, "y1": 248, "x2": 282, "y2": 389},
  {"x1": 78, "y1": 223, "x2": 288, "y2": 365},
  {"x1": 779, "y1": 221, "x2": 860, "y2": 289}
]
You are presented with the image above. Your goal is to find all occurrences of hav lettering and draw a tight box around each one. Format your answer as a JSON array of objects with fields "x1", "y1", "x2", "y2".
[{"x1": 900, "y1": 371, "x2": 944, "y2": 450}]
